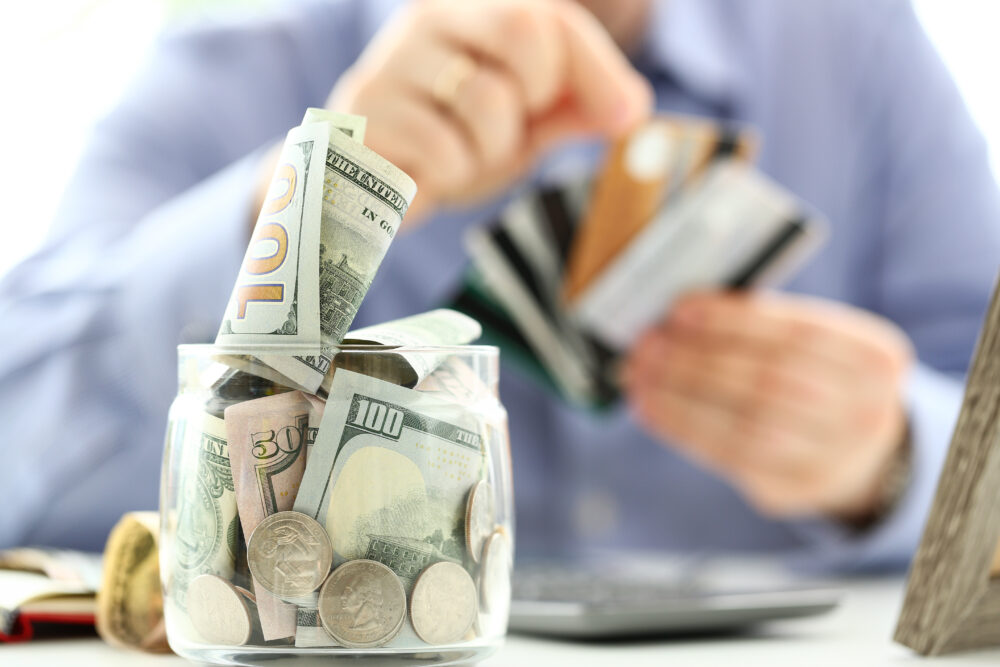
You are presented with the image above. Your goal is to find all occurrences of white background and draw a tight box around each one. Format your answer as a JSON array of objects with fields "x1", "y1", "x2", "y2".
[{"x1": 0, "y1": 0, "x2": 997, "y2": 276}]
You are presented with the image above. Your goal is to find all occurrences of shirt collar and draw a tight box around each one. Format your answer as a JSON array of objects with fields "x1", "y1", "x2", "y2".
[{"x1": 638, "y1": 0, "x2": 744, "y2": 113}]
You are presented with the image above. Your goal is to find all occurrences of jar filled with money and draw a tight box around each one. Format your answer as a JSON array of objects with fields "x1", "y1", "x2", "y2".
[{"x1": 160, "y1": 343, "x2": 513, "y2": 665}]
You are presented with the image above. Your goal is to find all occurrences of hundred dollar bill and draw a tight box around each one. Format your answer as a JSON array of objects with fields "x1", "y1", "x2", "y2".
[
  {"x1": 224, "y1": 391, "x2": 321, "y2": 641},
  {"x1": 216, "y1": 120, "x2": 326, "y2": 354},
  {"x1": 292, "y1": 370, "x2": 485, "y2": 645},
  {"x1": 415, "y1": 356, "x2": 508, "y2": 463},
  {"x1": 302, "y1": 107, "x2": 367, "y2": 143},
  {"x1": 218, "y1": 110, "x2": 417, "y2": 393},
  {"x1": 216, "y1": 110, "x2": 364, "y2": 362},
  {"x1": 166, "y1": 412, "x2": 239, "y2": 617},
  {"x1": 295, "y1": 370, "x2": 485, "y2": 571},
  {"x1": 321, "y1": 309, "x2": 482, "y2": 393},
  {"x1": 214, "y1": 111, "x2": 363, "y2": 390}
]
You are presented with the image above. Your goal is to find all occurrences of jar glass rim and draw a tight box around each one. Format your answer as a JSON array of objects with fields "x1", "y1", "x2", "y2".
[{"x1": 178, "y1": 343, "x2": 500, "y2": 357}]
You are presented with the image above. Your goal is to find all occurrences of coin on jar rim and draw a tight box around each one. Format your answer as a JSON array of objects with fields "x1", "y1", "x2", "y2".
[
  {"x1": 464, "y1": 480, "x2": 494, "y2": 564},
  {"x1": 186, "y1": 574, "x2": 254, "y2": 646},
  {"x1": 478, "y1": 530, "x2": 511, "y2": 613},
  {"x1": 318, "y1": 559, "x2": 406, "y2": 648},
  {"x1": 247, "y1": 511, "x2": 333, "y2": 598},
  {"x1": 410, "y1": 561, "x2": 478, "y2": 645}
]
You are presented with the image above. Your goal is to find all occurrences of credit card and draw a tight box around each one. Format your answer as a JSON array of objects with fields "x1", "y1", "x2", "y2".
[
  {"x1": 572, "y1": 160, "x2": 826, "y2": 350},
  {"x1": 563, "y1": 115, "x2": 757, "y2": 302}
]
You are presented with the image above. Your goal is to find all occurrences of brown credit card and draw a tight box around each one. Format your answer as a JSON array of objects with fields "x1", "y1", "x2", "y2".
[{"x1": 562, "y1": 115, "x2": 757, "y2": 303}]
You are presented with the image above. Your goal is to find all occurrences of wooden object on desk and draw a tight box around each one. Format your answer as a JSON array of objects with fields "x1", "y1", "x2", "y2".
[{"x1": 894, "y1": 274, "x2": 1000, "y2": 655}]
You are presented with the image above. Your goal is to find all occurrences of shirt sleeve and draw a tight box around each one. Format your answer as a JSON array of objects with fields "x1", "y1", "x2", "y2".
[
  {"x1": 0, "y1": 2, "x2": 361, "y2": 549},
  {"x1": 787, "y1": 1, "x2": 1000, "y2": 572},
  {"x1": 0, "y1": 151, "x2": 261, "y2": 550}
]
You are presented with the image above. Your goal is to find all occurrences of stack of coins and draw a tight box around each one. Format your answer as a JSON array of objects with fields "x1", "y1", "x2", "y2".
[{"x1": 183, "y1": 480, "x2": 510, "y2": 649}]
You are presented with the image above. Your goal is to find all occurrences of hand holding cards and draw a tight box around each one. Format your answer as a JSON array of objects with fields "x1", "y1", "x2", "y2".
[{"x1": 453, "y1": 114, "x2": 827, "y2": 406}]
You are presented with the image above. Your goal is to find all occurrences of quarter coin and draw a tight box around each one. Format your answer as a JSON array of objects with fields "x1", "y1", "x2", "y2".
[
  {"x1": 187, "y1": 574, "x2": 253, "y2": 646},
  {"x1": 464, "y1": 480, "x2": 494, "y2": 564},
  {"x1": 410, "y1": 561, "x2": 477, "y2": 645},
  {"x1": 247, "y1": 511, "x2": 333, "y2": 598},
  {"x1": 317, "y1": 559, "x2": 406, "y2": 648},
  {"x1": 478, "y1": 530, "x2": 511, "y2": 613}
]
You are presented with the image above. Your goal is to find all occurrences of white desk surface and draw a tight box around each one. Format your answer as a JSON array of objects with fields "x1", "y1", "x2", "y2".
[{"x1": 4, "y1": 578, "x2": 999, "y2": 666}]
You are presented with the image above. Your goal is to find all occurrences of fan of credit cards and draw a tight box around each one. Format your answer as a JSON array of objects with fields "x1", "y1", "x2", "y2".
[{"x1": 451, "y1": 114, "x2": 827, "y2": 408}]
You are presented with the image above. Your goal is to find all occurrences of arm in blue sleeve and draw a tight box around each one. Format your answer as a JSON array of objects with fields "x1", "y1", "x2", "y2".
[
  {"x1": 0, "y1": 153, "x2": 261, "y2": 550},
  {"x1": 789, "y1": 1, "x2": 1000, "y2": 572},
  {"x1": 0, "y1": 3, "x2": 363, "y2": 549}
]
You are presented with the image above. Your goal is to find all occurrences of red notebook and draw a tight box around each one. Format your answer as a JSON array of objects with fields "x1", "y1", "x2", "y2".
[
  {"x1": 0, "y1": 549, "x2": 100, "y2": 643},
  {"x1": 0, "y1": 607, "x2": 96, "y2": 642}
]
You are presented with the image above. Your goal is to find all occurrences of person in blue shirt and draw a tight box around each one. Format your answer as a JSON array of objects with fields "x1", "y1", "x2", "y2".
[{"x1": 1, "y1": 0, "x2": 997, "y2": 572}]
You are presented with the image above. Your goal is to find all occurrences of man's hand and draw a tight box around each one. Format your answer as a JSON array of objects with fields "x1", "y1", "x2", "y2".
[
  {"x1": 326, "y1": 0, "x2": 652, "y2": 223},
  {"x1": 622, "y1": 291, "x2": 914, "y2": 522}
]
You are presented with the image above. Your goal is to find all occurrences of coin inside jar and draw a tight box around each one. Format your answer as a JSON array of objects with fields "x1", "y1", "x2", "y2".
[
  {"x1": 247, "y1": 511, "x2": 333, "y2": 598},
  {"x1": 410, "y1": 561, "x2": 478, "y2": 645},
  {"x1": 464, "y1": 480, "x2": 494, "y2": 563},
  {"x1": 186, "y1": 574, "x2": 254, "y2": 646},
  {"x1": 318, "y1": 559, "x2": 407, "y2": 648},
  {"x1": 478, "y1": 530, "x2": 511, "y2": 613}
]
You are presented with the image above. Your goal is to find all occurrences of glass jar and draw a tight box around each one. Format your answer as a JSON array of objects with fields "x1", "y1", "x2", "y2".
[{"x1": 160, "y1": 344, "x2": 513, "y2": 666}]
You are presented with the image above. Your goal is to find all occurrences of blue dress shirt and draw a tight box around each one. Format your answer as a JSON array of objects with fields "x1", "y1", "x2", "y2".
[{"x1": 2, "y1": 0, "x2": 997, "y2": 573}]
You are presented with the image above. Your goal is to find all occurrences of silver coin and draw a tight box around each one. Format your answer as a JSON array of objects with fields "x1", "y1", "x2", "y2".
[
  {"x1": 478, "y1": 530, "x2": 511, "y2": 613},
  {"x1": 464, "y1": 480, "x2": 494, "y2": 564},
  {"x1": 318, "y1": 559, "x2": 407, "y2": 648},
  {"x1": 247, "y1": 511, "x2": 333, "y2": 598},
  {"x1": 187, "y1": 574, "x2": 253, "y2": 646},
  {"x1": 410, "y1": 561, "x2": 478, "y2": 645}
]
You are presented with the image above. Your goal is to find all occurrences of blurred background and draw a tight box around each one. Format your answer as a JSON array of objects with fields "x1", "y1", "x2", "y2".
[{"x1": 1, "y1": 0, "x2": 997, "y2": 277}]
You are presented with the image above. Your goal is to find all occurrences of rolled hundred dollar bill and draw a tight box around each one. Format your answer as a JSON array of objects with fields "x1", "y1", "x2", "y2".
[{"x1": 216, "y1": 108, "x2": 417, "y2": 393}]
